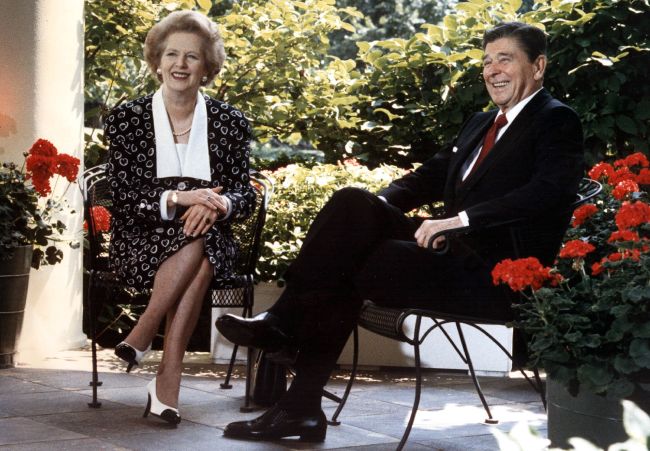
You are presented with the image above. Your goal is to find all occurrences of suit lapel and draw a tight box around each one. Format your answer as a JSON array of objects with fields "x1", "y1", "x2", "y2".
[
  {"x1": 455, "y1": 89, "x2": 552, "y2": 201},
  {"x1": 448, "y1": 113, "x2": 496, "y2": 183}
]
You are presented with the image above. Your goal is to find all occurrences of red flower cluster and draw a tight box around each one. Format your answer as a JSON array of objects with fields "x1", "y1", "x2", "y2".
[
  {"x1": 608, "y1": 229, "x2": 641, "y2": 243},
  {"x1": 572, "y1": 203, "x2": 598, "y2": 227},
  {"x1": 614, "y1": 152, "x2": 649, "y2": 169},
  {"x1": 591, "y1": 248, "x2": 644, "y2": 275},
  {"x1": 84, "y1": 206, "x2": 111, "y2": 233},
  {"x1": 612, "y1": 179, "x2": 640, "y2": 200},
  {"x1": 615, "y1": 201, "x2": 650, "y2": 230},
  {"x1": 29, "y1": 138, "x2": 58, "y2": 157},
  {"x1": 559, "y1": 239, "x2": 595, "y2": 259},
  {"x1": 24, "y1": 139, "x2": 80, "y2": 196},
  {"x1": 588, "y1": 152, "x2": 650, "y2": 186},
  {"x1": 638, "y1": 169, "x2": 650, "y2": 185},
  {"x1": 492, "y1": 257, "x2": 562, "y2": 292}
]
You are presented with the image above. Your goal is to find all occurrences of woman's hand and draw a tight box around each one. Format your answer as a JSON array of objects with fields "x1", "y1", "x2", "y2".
[
  {"x1": 414, "y1": 216, "x2": 464, "y2": 249},
  {"x1": 176, "y1": 187, "x2": 229, "y2": 214},
  {"x1": 180, "y1": 204, "x2": 219, "y2": 237}
]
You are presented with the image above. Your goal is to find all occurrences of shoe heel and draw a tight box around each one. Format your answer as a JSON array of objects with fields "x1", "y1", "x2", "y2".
[
  {"x1": 126, "y1": 362, "x2": 134, "y2": 373},
  {"x1": 143, "y1": 393, "x2": 151, "y2": 418},
  {"x1": 300, "y1": 428, "x2": 326, "y2": 443}
]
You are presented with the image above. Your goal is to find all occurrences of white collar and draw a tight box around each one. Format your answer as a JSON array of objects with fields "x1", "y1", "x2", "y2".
[
  {"x1": 501, "y1": 87, "x2": 543, "y2": 124},
  {"x1": 153, "y1": 88, "x2": 211, "y2": 181}
]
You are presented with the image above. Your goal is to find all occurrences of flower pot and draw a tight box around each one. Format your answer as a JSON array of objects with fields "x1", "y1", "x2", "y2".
[
  {"x1": 547, "y1": 376, "x2": 650, "y2": 448},
  {"x1": 0, "y1": 245, "x2": 32, "y2": 368}
]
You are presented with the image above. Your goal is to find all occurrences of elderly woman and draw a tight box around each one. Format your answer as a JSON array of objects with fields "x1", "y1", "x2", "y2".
[{"x1": 104, "y1": 10, "x2": 255, "y2": 425}]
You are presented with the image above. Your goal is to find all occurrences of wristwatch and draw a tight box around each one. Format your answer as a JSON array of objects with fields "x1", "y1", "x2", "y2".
[{"x1": 171, "y1": 191, "x2": 178, "y2": 205}]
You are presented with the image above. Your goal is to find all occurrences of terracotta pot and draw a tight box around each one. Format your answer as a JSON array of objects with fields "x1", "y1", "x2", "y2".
[{"x1": 0, "y1": 245, "x2": 32, "y2": 368}]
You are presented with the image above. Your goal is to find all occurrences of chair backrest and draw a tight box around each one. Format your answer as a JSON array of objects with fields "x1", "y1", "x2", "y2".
[
  {"x1": 81, "y1": 165, "x2": 113, "y2": 274},
  {"x1": 81, "y1": 164, "x2": 273, "y2": 281},
  {"x1": 227, "y1": 169, "x2": 272, "y2": 279}
]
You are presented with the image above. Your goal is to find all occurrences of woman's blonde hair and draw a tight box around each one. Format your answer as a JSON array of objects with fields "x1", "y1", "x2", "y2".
[{"x1": 144, "y1": 10, "x2": 226, "y2": 85}]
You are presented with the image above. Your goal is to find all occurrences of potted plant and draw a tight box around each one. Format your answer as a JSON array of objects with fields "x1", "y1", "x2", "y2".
[
  {"x1": 491, "y1": 152, "x2": 650, "y2": 449},
  {"x1": 0, "y1": 138, "x2": 80, "y2": 368}
]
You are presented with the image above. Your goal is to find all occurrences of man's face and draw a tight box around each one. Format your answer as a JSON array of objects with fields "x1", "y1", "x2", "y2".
[{"x1": 482, "y1": 37, "x2": 546, "y2": 113}]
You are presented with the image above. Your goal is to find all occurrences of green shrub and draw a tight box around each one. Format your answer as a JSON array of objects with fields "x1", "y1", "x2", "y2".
[
  {"x1": 257, "y1": 160, "x2": 407, "y2": 282},
  {"x1": 346, "y1": 0, "x2": 650, "y2": 167}
]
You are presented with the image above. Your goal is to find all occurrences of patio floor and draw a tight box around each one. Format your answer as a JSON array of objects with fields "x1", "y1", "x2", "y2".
[{"x1": 0, "y1": 347, "x2": 546, "y2": 450}]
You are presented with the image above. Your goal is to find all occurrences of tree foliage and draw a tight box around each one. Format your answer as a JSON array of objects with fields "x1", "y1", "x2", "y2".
[
  {"x1": 344, "y1": 0, "x2": 650, "y2": 167},
  {"x1": 328, "y1": 0, "x2": 456, "y2": 60},
  {"x1": 85, "y1": 0, "x2": 650, "y2": 169}
]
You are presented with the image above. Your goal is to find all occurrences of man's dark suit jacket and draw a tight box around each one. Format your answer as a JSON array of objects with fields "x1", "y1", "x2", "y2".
[{"x1": 379, "y1": 88, "x2": 585, "y2": 268}]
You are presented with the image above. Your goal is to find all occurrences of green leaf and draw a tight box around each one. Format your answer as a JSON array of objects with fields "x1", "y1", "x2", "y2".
[
  {"x1": 614, "y1": 356, "x2": 639, "y2": 375},
  {"x1": 630, "y1": 339, "x2": 650, "y2": 368},
  {"x1": 577, "y1": 364, "x2": 613, "y2": 387},
  {"x1": 616, "y1": 115, "x2": 638, "y2": 135}
]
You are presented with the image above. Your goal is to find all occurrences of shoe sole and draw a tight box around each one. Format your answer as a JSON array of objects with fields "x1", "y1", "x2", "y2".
[{"x1": 216, "y1": 317, "x2": 288, "y2": 352}]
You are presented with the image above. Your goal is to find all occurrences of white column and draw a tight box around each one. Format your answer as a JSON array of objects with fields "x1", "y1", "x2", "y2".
[{"x1": 0, "y1": 0, "x2": 86, "y2": 361}]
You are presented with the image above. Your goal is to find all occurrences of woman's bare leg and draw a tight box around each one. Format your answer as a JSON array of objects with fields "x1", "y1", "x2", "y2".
[
  {"x1": 123, "y1": 239, "x2": 206, "y2": 350},
  {"x1": 155, "y1": 256, "x2": 213, "y2": 406}
]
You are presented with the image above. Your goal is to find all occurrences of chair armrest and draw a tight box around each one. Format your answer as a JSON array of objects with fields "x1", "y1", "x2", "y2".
[{"x1": 426, "y1": 217, "x2": 525, "y2": 255}]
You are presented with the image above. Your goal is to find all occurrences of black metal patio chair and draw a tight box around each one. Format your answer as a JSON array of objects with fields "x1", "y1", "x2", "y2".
[
  {"x1": 328, "y1": 178, "x2": 602, "y2": 450},
  {"x1": 81, "y1": 164, "x2": 272, "y2": 411}
]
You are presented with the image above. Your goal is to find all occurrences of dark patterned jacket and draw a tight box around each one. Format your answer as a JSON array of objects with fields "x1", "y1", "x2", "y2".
[{"x1": 104, "y1": 93, "x2": 256, "y2": 290}]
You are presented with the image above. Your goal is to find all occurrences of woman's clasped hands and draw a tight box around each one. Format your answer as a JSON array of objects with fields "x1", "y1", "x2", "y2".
[{"x1": 176, "y1": 187, "x2": 229, "y2": 237}]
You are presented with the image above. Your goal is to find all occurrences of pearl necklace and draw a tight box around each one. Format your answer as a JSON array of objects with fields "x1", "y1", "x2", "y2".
[{"x1": 172, "y1": 126, "x2": 192, "y2": 137}]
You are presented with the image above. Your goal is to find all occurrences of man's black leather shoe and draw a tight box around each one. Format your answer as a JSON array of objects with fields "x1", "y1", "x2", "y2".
[
  {"x1": 223, "y1": 406, "x2": 326, "y2": 442},
  {"x1": 215, "y1": 312, "x2": 290, "y2": 352}
]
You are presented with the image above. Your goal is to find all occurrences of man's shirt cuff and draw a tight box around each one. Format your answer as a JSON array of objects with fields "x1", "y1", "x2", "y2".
[{"x1": 458, "y1": 210, "x2": 470, "y2": 226}]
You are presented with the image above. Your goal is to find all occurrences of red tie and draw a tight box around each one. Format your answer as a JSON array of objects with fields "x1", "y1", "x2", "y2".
[{"x1": 471, "y1": 114, "x2": 508, "y2": 174}]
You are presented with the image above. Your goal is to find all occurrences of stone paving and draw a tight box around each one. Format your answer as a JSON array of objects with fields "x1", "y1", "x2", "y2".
[{"x1": 0, "y1": 347, "x2": 546, "y2": 450}]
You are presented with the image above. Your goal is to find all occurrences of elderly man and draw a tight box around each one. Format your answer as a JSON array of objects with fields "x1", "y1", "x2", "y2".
[{"x1": 217, "y1": 21, "x2": 584, "y2": 442}]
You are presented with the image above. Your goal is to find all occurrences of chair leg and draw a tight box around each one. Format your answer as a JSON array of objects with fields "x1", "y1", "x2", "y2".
[
  {"x1": 397, "y1": 316, "x2": 423, "y2": 451},
  {"x1": 240, "y1": 345, "x2": 255, "y2": 412},
  {"x1": 220, "y1": 304, "x2": 252, "y2": 390},
  {"x1": 455, "y1": 322, "x2": 496, "y2": 424},
  {"x1": 329, "y1": 326, "x2": 359, "y2": 426},
  {"x1": 87, "y1": 271, "x2": 101, "y2": 408},
  {"x1": 220, "y1": 344, "x2": 238, "y2": 390}
]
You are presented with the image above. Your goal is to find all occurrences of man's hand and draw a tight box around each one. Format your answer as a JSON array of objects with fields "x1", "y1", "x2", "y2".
[{"x1": 414, "y1": 216, "x2": 464, "y2": 249}]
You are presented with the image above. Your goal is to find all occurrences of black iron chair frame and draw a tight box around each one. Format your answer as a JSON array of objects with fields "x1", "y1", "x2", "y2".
[
  {"x1": 328, "y1": 178, "x2": 602, "y2": 450},
  {"x1": 81, "y1": 164, "x2": 272, "y2": 412}
]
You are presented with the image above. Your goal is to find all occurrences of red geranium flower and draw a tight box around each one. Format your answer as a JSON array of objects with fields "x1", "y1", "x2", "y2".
[
  {"x1": 591, "y1": 260, "x2": 603, "y2": 276},
  {"x1": 559, "y1": 239, "x2": 596, "y2": 259},
  {"x1": 588, "y1": 162, "x2": 615, "y2": 182},
  {"x1": 608, "y1": 229, "x2": 641, "y2": 242},
  {"x1": 637, "y1": 169, "x2": 650, "y2": 185},
  {"x1": 84, "y1": 206, "x2": 111, "y2": 233},
  {"x1": 609, "y1": 167, "x2": 637, "y2": 185},
  {"x1": 615, "y1": 201, "x2": 650, "y2": 230},
  {"x1": 617, "y1": 152, "x2": 649, "y2": 169},
  {"x1": 25, "y1": 154, "x2": 58, "y2": 196},
  {"x1": 28, "y1": 138, "x2": 58, "y2": 157},
  {"x1": 608, "y1": 252, "x2": 623, "y2": 262},
  {"x1": 572, "y1": 203, "x2": 598, "y2": 227},
  {"x1": 492, "y1": 257, "x2": 561, "y2": 292},
  {"x1": 612, "y1": 179, "x2": 640, "y2": 200},
  {"x1": 56, "y1": 154, "x2": 81, "y2": 183}
]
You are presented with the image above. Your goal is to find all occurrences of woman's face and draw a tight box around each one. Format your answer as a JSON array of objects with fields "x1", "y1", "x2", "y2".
[{"x1": 159, "y1": 32, "x2": 207, "y2": 97}]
